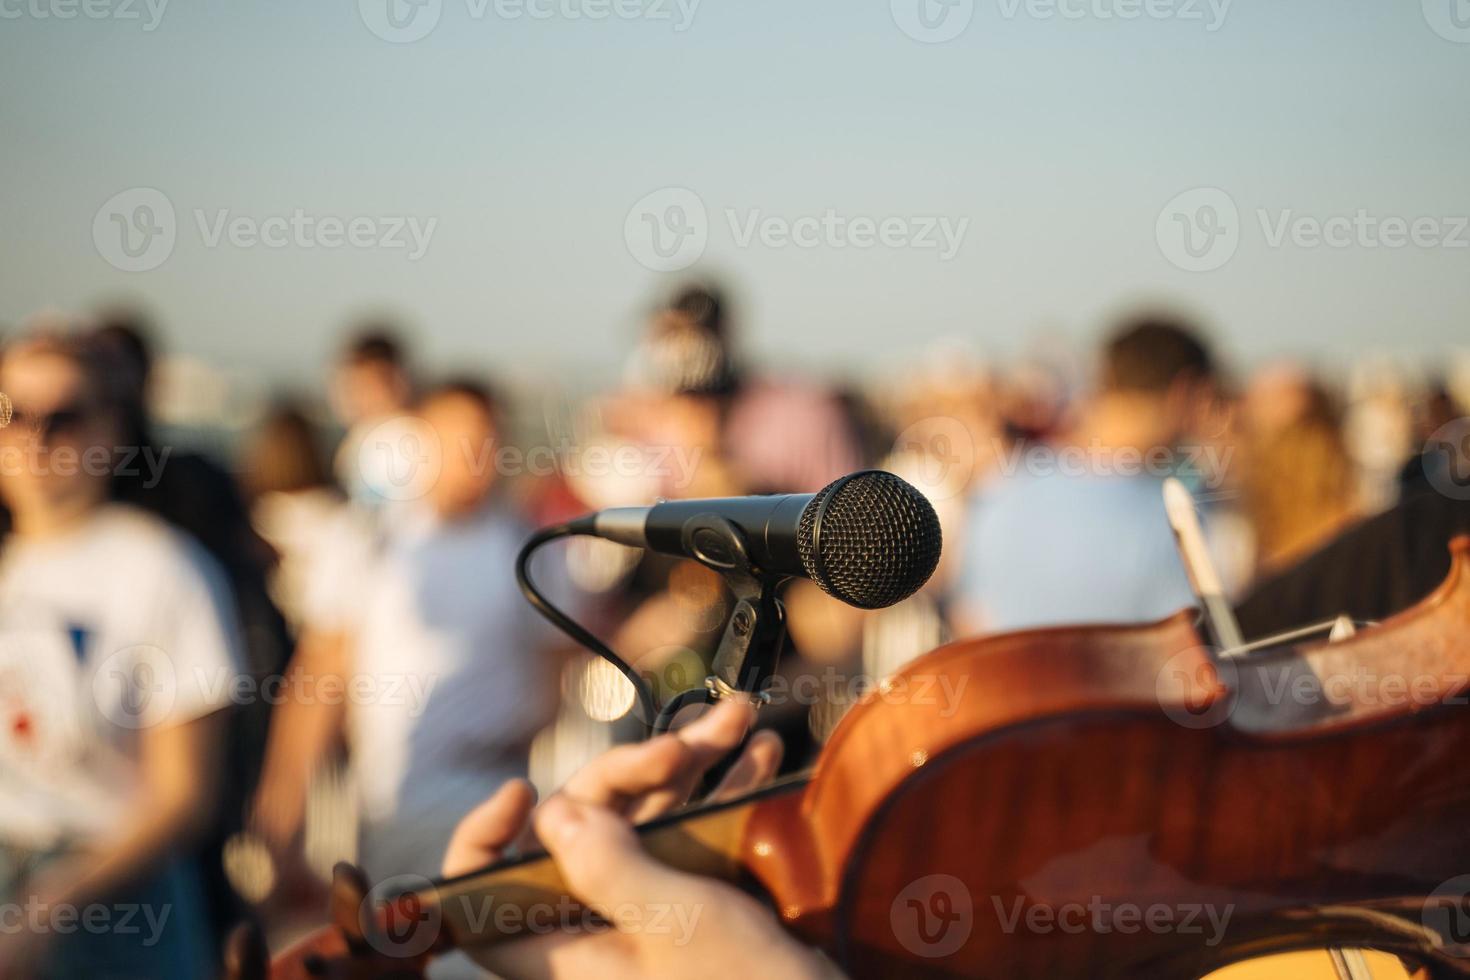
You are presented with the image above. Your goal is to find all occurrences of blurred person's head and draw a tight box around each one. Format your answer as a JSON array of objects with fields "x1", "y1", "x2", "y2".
[
  {"x1": 91, "y1": 309, "x2": 156, "y2": 446},
  {"x1": 1413, "y1": 380, "x2": 1460, "y2": 439},
  {"x1": 669, "y1": 282, "x2": 728, "y2": 338},
  {"x1": 635, "y1": 283, "x2": 739, "y2": 397},
  {"x1": 1243, "y1": 361, "x2": 1316, "y2": 436},
  {"x1": 0, "y1": 330, "x2": 126, "y2": 533},
  {"x1": 1089, "y1": 313, "x2": 1217, "y2": 448},
  {"x1": 239, "y1": 403, "x2": 331, "y2": 503},
  {"x1": 92, "y1": 308, "x2": 155, "y2": 394},
  {"x1": 419, "y1": 379, "x2": 503, "y2": 519},
  {"x1": 1101, "y1": 314, "x2": 1215, "y2": 396},
  {"x1": 331, "y1": 327, "x2": 412, "y2": 427}
]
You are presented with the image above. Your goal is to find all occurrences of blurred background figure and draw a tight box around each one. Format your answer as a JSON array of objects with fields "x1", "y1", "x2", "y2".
[
  {"x1": 0, "y1": 329, "x2": 242, "y2": 978},
  {"x1": 582, "y1": 283, "x2": 873, "y2": 763},
  {"x1": 954, "y1": 314, "x2": 1217, "y2": 635},
  {"x1": 91, "y1": 310, "x2": 294, "y2": 946},
  {"x1": 1342, "y1": 358, "x2": 1416, "y2": 515},
  {"x1": 1240, "y1": 364, "x2": 1359, "y2": 573},
  {"x1": 1399, "y1": 373, "x2": 1467, "y2": 498},
  {"x1": 238, "y1": 404, "x2": 343, "y2": 632},
  {"x1": 253, "y1": 379, "x2": 562, "y2": 910},
  {"x1": 328, "y1": 327, "x2": 415, "y2": 506}
]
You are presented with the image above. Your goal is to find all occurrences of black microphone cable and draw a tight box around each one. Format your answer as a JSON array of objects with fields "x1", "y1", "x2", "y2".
[{"x1": 515, "y1": 521, "x2": 659, "y2": 737}]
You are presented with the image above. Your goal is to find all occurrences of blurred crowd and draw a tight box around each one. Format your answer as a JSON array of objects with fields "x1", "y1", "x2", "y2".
[{"x1": 0, "y1": 283, "x2": 1466, "y2": 975}]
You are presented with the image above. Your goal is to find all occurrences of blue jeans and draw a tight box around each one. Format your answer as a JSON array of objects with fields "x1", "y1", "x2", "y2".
[{"x1": 1, "y1": 843, "x2": 217, "y2": 979}]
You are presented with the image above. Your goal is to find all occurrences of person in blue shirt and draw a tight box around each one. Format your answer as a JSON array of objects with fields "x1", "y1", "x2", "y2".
[{"x1": 956, "y1": 315, "x2": 1220, "y2": 636}]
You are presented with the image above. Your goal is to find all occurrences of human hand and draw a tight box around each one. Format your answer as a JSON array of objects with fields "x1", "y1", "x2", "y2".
[
  {"x1": 442, "y1": 701, "x2": 839, "y2": 980},
  {"x1": 444, "y1": 697, "x2": 781, "y2": 872}
]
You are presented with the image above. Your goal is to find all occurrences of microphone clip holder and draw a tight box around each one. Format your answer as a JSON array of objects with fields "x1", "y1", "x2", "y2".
[{"x1": 675, "y1": 513, "x2": 788, "y2": 707}]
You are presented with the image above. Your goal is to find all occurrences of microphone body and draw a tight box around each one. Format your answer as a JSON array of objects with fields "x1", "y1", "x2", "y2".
[
  {"x1": 572, "y1": 471, "x2": 943, "y2": 610},
  {"x1": 589, "y1": 493, "x2": 813, "y2": 579}
]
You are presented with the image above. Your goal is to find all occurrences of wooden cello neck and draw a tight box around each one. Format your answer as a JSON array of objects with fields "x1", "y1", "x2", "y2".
[{"x1": 367, "y1": 776, "x2": 809, "y2": 958}]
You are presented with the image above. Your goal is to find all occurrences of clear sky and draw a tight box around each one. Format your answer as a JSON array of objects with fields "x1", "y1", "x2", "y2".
[{"x1": 2, "y1": 0, "x2": 1467, "y2": 387}]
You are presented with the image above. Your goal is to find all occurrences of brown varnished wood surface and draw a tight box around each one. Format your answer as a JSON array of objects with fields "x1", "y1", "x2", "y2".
[{"x1": 741, "y1": 538, "x2": 1470, "y2": 977}]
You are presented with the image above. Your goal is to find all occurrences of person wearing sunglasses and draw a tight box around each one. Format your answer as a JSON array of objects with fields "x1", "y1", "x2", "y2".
[{"x1": 0, "y1": 330, "x2": 243, "y2": 978}]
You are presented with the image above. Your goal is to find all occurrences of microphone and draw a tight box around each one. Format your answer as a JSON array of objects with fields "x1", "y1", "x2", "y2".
[{"x1": 570, "y1": 470, "x2": 942, "y2": 610}]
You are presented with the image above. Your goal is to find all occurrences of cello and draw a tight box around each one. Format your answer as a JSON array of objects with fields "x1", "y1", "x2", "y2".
[{"x1": 247, "y1": 532, "x2": 1470, "y2": 979}]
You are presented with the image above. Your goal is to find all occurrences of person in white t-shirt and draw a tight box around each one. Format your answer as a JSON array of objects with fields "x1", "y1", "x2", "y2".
[
  {"x1": 0, "y1": 333, "x2": 242, "y2": 978},
  {"x1": 254, "y1": 380, "x2": 561, "y2": 890}
]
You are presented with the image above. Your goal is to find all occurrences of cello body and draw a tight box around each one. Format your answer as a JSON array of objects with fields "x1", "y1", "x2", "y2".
[{"x1": 262, "y1": 538, "x2": 1470, "y2": 979}]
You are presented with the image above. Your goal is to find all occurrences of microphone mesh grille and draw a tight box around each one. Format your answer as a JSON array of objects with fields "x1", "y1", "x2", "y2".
[{"x1": 797, "y1": 471, "x2": 942, "y2": 609}]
